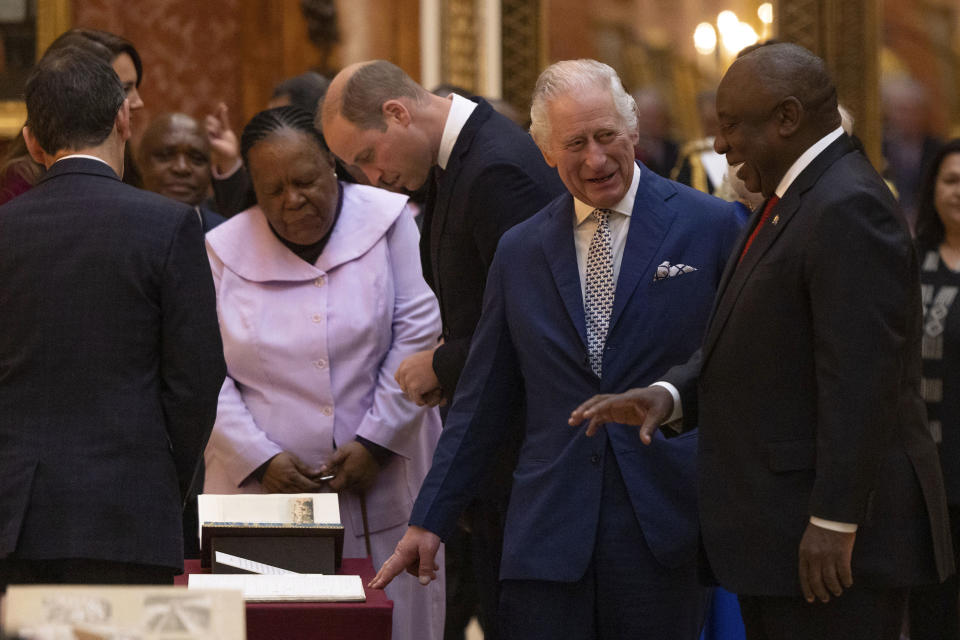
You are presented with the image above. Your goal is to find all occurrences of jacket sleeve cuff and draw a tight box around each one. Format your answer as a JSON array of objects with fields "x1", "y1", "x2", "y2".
[
  {"x1": 355, "y1": 435, "x2": 396, "y2": 467},
  {"x1": 809, "y1": 516, "x2": 858, "y2": 533}
]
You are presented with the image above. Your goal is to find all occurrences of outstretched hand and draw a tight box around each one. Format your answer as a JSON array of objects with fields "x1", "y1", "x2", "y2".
[
  {"x1": 568, "y1": 385, "x2": 675, "y2": 444},
  {"x1": 368, "y1": 525, "x2": 441, "y2": 589}
]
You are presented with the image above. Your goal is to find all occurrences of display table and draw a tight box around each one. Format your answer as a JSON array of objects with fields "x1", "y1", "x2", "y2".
[{"x1": 176, "y1": 557, "x2": 392, "y2": 640}]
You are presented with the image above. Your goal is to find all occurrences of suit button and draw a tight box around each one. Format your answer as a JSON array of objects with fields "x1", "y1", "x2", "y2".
[{"x1": 590, "y1": 454, "x2": 600, "y2": 465}]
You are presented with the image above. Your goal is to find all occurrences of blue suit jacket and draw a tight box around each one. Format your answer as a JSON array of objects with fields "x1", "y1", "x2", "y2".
[{"x1": 411, "y1": 165, "x2": 743, "y2": 581}]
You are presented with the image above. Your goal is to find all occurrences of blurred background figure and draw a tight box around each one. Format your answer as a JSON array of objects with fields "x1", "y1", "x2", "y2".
[
  {"x1": 882, "y1": 76, "x2": 943, "y2": 230},
  {"x1": 202, "y1": 106, "x2": 445, "y2": 640},
  {"x1": 907, "y1": 138, "x2": 960, "y2": 640},
  {"x1": 206, "y1": 71, "x2": 333, "y2": 217},
  {"x1": 673, "y1": 90, "x2": 726, "y2": 196},
  {"x1": 632, "y1": 86, "x2": 680, "y2": 178},
  {"x1": 138, "y1": 112, "x2": 225, "y2": 232},
  {"x1": 0, "y1": 28, "x2": 144, "y2": 204}
]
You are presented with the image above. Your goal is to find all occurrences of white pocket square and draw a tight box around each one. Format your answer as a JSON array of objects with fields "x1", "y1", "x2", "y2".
[{"x1": 654, "y1": 261, "x2": 698, "y2": 281}]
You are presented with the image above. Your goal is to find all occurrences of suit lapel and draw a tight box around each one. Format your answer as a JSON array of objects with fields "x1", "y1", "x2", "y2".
[
  {"x1": 607, "y1": 167, "x2": 676, "y2": 334},
  {"x1": 428, "y1": 100, "x2": 494, "y2": 282},
  {"x1": 419, "y1": 167, "x2": 439, "y2": 288},
  {"x1": 541, "y1": 195, "x2": 588, "y2": 349},
  {"x1": 701, "y1": 135, "x2": 857, "y2": 363}
]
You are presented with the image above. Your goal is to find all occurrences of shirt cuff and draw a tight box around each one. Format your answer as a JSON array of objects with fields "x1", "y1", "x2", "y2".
[
  {"x1": 355, "y1": 435, "x2": 395, "y2": 468},
  {"x1": 809, "y1": 516, "x2": 858, "y2": 533},
  {"x1": 211, "y1": 158, "x2": 242, "y2": 180},
  {"x1": 651, "y1": 381, "x2": 683, "y2": 423}
]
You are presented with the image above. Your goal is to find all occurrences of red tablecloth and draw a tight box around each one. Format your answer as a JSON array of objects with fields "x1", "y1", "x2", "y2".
[{"x1": 176, "y1": 557, "x2": 392, "y2": 640}]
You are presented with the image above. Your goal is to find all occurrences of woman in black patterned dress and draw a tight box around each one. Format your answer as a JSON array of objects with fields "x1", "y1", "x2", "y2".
[{"x1": 909, "y1": 138, "x2": 960, "y2": 640}]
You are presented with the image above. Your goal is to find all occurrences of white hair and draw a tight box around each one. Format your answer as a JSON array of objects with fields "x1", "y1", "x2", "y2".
[{"x1": 529, "y1": 59, "x2": 638, "y2": 149}]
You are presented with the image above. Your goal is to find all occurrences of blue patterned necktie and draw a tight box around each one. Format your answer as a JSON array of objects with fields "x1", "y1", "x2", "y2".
[{"x1": 585, "y1": 208, "x2": 615, "y2": 377}]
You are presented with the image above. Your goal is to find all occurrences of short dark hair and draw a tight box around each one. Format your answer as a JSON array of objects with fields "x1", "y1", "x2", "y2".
[
  {"x1": 271, "y1": 72, "x2": 330, "y2": 117},
  {"x1": 240, "y1": 105, "x2": 330, "y2": 167},
  {"x1": 737, "y1": 42, "x2": 838, "y2": 122},
  {"x1": 47, "y1": 28, "x2": 143, "y2": 87},
  {"x1": 335, "y1": 60, "x2": 427, "y2": 130},
  {"x1": 916, "y1": 138, "x2": 960, "y2": 249},
  {"x1": 25, "y1": 45, "x2": 126, "y2": 154}
]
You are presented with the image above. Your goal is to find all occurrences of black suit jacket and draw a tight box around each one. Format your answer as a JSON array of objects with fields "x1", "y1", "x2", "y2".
[
  {"x1": 664, "y1": 135, "x2": 954, "y2": 595},
  {"x1": 0, "y1": 158, "x2": 226, "y2": 571},
  {"x1": 422, "y1": 99, "x2": 564, "y2": 399}
]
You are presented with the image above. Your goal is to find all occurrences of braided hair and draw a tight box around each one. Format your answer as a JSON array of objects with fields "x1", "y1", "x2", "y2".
[{"x1": 240, "y1": 105, "x2": 330, "y2": 167}]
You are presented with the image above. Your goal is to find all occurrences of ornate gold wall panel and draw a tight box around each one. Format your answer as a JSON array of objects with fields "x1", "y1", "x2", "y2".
[
  {"x1": 0, "y1": 0, "x2": 72, "y2": 138},
  {"x1": 777, "y1": 0, "x2": 882, "y2": 167},
  {"x1": 442, "y1": 0, "x2": 479, "y2": 92},
  {"x1": 501, "y1": 0, "x2": 542, "y2": 117}
]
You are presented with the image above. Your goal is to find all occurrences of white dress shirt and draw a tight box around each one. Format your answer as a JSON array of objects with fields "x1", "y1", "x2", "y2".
[
  {"x1": 572, "y1": 162, "x2": 640, "y2": 301},
  {"x1": 437, "y1": 93, "x2": 478, "y2": 170},
  {"x1": 55, "y1": 154, "x2": 110, "y2": 167}
]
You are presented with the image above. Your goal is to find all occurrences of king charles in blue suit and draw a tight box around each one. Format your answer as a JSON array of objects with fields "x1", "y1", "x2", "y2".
[{"x1": 371, "y1": 60, "x2": 743, "y2": 639}]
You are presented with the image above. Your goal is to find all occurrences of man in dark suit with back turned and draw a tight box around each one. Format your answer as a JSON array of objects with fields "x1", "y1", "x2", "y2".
[
  {"x1": 321, "y1": 60, "x2": 564, "y2": 638},
  {"x1": 0, "y1": 46, "x2": 225, "y2": 588},
  {"x1": 572, "y1": 43, "x2": 954, "y2": 639}
]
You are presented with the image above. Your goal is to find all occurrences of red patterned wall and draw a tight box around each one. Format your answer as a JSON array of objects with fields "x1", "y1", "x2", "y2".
[{"x1": 72, "y1": 0, "x2": 243, "y2": 143}]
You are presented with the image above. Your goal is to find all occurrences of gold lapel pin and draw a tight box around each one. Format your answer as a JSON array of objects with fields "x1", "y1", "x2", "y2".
[{"x1": 772, "y1": 214, "x2": 780, "y2": 225}]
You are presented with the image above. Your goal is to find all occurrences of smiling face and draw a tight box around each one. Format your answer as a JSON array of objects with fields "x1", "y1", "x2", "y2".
[
  {"x1": 247, "y1": 127, "x2": 339, "y2": 245},
  {"x1": 935, "y1": 152, "x2": 960, "y2": 235},
  {"x1": 713, "y1": 60, "x2": 785, "y2": 198},
  {"x1": 139, "y1": 115, "x2": 211, "y2": 206},
  {"x1": 540, "y1": 88, "x2": 638, "y2": 209},
  {"x1": 322, "y1": 102, "x2": 433, "y2": 193}
]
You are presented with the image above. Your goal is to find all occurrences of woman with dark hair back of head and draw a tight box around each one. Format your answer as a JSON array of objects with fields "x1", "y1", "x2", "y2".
[
  {"x1": 202, "y1": 106, "x2": 446, "y2": 640},
  {"x1": 0, "y1": 28, "x2": 145, "y2": 203},
  {"x1": 907, "y1": 137, "x2": 960, "y2": 640}
]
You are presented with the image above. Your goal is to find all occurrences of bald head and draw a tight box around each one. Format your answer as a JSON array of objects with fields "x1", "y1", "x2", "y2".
[
  {"x1": 731, "y1": 42, "x2": 840, "y2": 132},
  {"x1": 713, "y1": 43, "x2": 842, "y2": 197},
  {"x1": 138, "y1": 113, "x2": 212, "y2": 206}
]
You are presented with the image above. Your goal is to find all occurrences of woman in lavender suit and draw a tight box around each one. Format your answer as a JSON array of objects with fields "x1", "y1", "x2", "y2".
[{"x1": 203, "y1": 106, "x2": 444, "y2": 640}]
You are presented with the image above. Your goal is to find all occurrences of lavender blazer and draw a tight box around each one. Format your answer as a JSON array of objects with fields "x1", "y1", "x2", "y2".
[{"x1": 203, "y1": 183, "x2": 442, "y2": 540}]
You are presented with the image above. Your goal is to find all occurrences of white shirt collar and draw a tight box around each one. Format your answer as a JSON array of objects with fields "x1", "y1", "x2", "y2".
[
  {"x1": 774, "y1": 127, "x2": 844, "y2": 198},
  {"x1": 54, "y1": 154, "x2": 111, "y2": 167},
  {"x1": 574, "y1": 162, "x2": 640, "y2": 225},
  {"x1": 437, "y1": 93, "x2": 478, "y2": 170}
]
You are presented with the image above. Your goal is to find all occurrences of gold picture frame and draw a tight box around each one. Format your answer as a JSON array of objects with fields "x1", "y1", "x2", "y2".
[{"x1": 0, "y1": 0, "x2": 71, "y2": 138}]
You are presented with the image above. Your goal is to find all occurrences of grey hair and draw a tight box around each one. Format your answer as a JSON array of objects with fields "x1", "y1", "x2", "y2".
[{"x1": 529, "y1": 59, "x2": 637, "y2": 148}]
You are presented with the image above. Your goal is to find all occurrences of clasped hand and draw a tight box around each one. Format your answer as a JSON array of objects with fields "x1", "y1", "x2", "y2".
[
  {"x1": 261, "y1": 442, "x2": 380, "y2": 494},
  {"x1": 395, "y1": 348, "x2": 446, "y2": 407}
]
